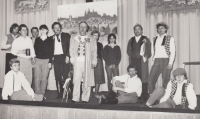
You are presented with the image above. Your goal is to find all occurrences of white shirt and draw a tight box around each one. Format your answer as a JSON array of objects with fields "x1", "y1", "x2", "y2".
[
  {"x1": 2, "y1": 70, "x2": 34, "y2": 100},
  {"x1": 1, "y1": 34, "x2": 18, "y2": 53},
  {"x1": 11, "y1": 36, "x2": 36, "y2": 58},
  {"x1": 113, "y1": 74, "x2": 142, "y2": 96},
  {"x1": 54, "y1": 35, "x2": 64, "y2": 55},
  {"x1": 160, "y1": 80, "x2": 197, "y2": 110},
  {"x1": 135, "y1": 35, "x2": 141, "y2": 43},
  {"x1": 152, "y1": 34, "x2": 176, "y2": 65}
]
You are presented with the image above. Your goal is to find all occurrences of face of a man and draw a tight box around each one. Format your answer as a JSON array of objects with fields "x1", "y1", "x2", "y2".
[
  {"x1": 53, "y1": 24, "x2": 61, "y2": 35},
  {"x1": 12, "y1": 27, "x2": 19, "y2": 35},
  {"x1": 32, "y1": 29, "x2": 39, "y2": 38},
  {"x1": 134, "y1": 26, "x2": 142, "y2": 36},
  {"x1": 40, "y1": 28, "x2": 48, "y2": 35},
  {"x1": 157, "y1": 26, "x2": 166, "y2": 35},
  {"x1": 79, "y1": 23, "x2": 88, "y2": 36},
  {"x1": 10, "y1": 63, "x2": 20, "y2": 72},
  {"x1": 128, "y1": 68, "x2": 137, "y2": 77},
  {"x1": 175, "y1": 75, "x2": 185, "y2": 83},
  {"x1": 93, "y1": 33, "x2": 99, "y2": 41},
  {"x1": 20, "y1": 27, "x2": 28, "y2": 37}
]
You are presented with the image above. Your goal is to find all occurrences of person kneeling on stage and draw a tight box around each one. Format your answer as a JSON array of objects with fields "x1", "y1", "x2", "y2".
[
  {"x1": 2, "y1": 58, "x2": 43, "y2": 101},
  {"x1": 146, "y1": 68, "x2": 197, "y2": 110},
  {"x1": 99, "y1": 65, "x2": 142, "y2": 104}
]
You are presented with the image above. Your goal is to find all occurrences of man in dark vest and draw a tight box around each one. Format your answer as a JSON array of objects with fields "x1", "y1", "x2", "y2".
[
  {"x1": 50, "y1": 22, "x2": 71, "y2": 99},
  {"x1": 1, "y1": 23, "x2": 19, "y2": 74},
  {"x1": 146, "y1": 68, "x2": 197, "y2": 110},
  {"x1": 148, "y1": 22, "x2": 176, "y2": 95},
  {"x1": 127, "y1": 24, "x2": 151, "y2": 102}
]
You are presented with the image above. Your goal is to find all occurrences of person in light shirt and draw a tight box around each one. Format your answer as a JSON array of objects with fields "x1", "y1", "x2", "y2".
[
  {"x1": 148, "y1": 22, "x2": 176, "y2": 94},
  {"x1": 2, "y1": 58, "x2": 43, "y2": 101},
  {"x1": 146, "y1": 68, "x2": 197, "y2": 110},
  {"x1": 99, "y1": 65, "x2": 142, "y2": 104},
  {"x1": 1, "y1": 23, "x2": 19, "y2": 74},
  {"x1": 11, "y1": 24, "x2": 36, "y2": 85}
]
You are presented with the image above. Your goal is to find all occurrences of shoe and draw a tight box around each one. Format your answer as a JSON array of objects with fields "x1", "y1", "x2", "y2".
[
  {"x1": 141, "y1": 102, "x2": 149, "y2": 107},
  {"x1": 42, "y1": 96, "x2": 46, "y2": 101},
  {"x1": 99, "y1": 95, "x2": 106, "y2": 105},
  {"x1": 70, "y1": 100, "x2": 77, "y2": 103},
  {"x1": 94, "y1": 94, "x2": 100, "y2": 98},
  {"x1": 82, "y1": 101, "x2": 88, "y2": 104}
]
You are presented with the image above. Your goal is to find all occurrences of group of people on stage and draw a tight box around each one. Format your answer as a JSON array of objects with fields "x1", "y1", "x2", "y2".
[{"x1": 1, "y1": 21, "x2": 197, "y2": 110}]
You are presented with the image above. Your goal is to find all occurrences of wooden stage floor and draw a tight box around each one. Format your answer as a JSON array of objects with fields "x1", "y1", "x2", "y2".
[{"x1": 0, "y1": 90, "x2": 199, "y2": 119}]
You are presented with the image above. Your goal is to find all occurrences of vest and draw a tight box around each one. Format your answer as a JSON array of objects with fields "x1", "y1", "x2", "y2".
[
  {"x1": 130, "y1": 36, "x2": 145, "y2": 58},
  {"x1": 5, "y1": 34, "x2": 15, "y2": 51},
  {"x1": 169, "y1": 79, "x2": 190, "y2": 109},
  {"x1": 153, "y1": 35, "x2": 171, "y2": 58}
]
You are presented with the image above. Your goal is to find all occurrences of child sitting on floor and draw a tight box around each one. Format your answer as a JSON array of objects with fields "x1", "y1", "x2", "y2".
[
  {"x1": 2, "y1": 58, "x2": 43, "y2": 101},
  {"x1": 146, "y1": 68, "x2": 197, "y2": 110}
]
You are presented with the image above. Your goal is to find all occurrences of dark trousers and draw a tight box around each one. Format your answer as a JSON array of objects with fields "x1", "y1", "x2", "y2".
[
  {"x1": 5, "y1": 53, "x2": 16, "y2": 74},
  {"x1": 148, "y1": 58, "x2": 172, "y2": 94},
  {"x1": 105, "y1": 64, "x2": 119, "y2": 93},
  {"x1": 54, "y1": 55, "x2": 70, "y2": 97}
]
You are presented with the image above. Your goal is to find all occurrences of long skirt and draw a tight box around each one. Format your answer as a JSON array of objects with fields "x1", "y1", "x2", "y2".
[{"x1": 94, "y1": 58, "x2": 105, "y2": 84}]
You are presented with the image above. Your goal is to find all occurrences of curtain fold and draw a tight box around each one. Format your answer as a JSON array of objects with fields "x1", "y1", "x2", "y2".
[{"x1": 0, "y1": 0, "x2": 85, "y2": 88}]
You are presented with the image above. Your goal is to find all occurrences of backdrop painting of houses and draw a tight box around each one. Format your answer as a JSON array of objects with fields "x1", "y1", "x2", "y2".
[
  {"x1": 57, "y1": 0, "x2": 117, "y2": 35},
  {"x1": 146, "y1": 0, "x2": 200, "y2": 13}
]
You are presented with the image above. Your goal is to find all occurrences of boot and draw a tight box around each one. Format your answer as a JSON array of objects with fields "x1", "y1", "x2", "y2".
[{"x1": 55, "y1": 80, "x2": 61, "y2": 99}]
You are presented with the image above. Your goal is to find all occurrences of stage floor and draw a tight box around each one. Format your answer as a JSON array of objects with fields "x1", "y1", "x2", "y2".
[{"x1": 44, "y1": 90, "x2": 200, "y2": 110}]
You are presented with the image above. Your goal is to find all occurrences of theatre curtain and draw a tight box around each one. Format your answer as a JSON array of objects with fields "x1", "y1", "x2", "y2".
[
  {"x1": 0, "y1": 0, "x2": 85, "y2": 89},
  {"x1": 0, "y1": 0, "x2": 200, "y2": 95},
  {"x1": 94, "y1": 0, "x2": 200, "y2": 94}
]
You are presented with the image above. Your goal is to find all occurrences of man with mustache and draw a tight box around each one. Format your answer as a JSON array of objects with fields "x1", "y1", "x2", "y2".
[{"x1": 51, "y1": 22, "x2": 71, "y2": 99}]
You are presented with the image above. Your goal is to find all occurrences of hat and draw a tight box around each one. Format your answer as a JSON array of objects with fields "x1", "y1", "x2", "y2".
[
  {"x1": 173, "y1": 68, "x2": 187, "y2": 76},
  {"x1": 156, "y1": 22, "x2": 169, "y2": 29}
]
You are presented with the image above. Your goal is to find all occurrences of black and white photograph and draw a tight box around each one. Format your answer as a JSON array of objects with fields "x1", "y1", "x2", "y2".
[{"x1": 0, "y1": 0, "x2": 199, "y2": 119}]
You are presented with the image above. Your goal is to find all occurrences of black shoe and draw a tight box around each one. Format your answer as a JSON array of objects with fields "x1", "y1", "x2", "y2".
[
  {"x1": 70, "y1": 100, "x2": 77, "y2": 103},
  {"x1": 42, "y1": 96, "x2": 46, "y2": 101},
  {"x1": 55, "y1": 95, "x2": 62, "y2": 99},
  {"x1": 141, "y1": 102, "x2": 149, "y2": 107},
  {"x1": 82, "y1": 101, "x2": 88, "y2": 104}
]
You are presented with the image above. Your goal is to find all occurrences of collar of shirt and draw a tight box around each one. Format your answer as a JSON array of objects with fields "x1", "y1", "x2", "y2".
[
  {"x1": 135, "y1": 35, "x2": 142, "y2": 42},
  {"x1": 108, "y1": 44, "x2": 117, "y2": 47},
  {"x1": 175, "y1": 79, "x2": 187, "y2": 85},
  {"x1": 75, "y1": 34, "x2": 88, "y2": 42},
  {"x1": 157, "y1": 33, "x2": 167, "y2": 39}
]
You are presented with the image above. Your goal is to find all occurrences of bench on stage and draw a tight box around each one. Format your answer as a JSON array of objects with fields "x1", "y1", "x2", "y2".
[{"x1": 0, "y1": 100, "x2": 199, "y2": 119}]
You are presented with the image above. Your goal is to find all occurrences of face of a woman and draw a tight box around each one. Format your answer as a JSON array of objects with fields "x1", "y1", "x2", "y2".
[
  {"x1": 109, "y1": 36, "x2": 115, "y2": 44},
  {"x1": 12, "y1": 27, "x2": 19, "y2": 35},
  {"x1": 40, "y1": 28, "x2": 48, "y2": 35},
  {"x1": 93, "y1": 33, "x2": 99, "y2": 41}
]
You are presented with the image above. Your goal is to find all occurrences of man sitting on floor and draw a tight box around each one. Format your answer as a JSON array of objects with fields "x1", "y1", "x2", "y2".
[
  {"x1": 2, "y1": 58, "x2": 43, "y2": 101},
  {"x1": 99, "y1": 65, "x2": 142, "y2": 104},
  {"x1": 146, "y1": 68, "x2": 197, "y2": 110}
]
